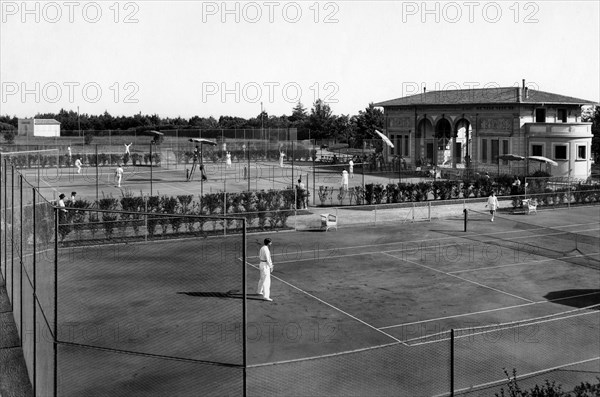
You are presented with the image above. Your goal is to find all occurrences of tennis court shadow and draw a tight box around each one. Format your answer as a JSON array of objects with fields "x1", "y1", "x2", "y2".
[
  {"x1": 544, "y1": 289, "x2": 600, "y2": 309},
  {"x1": 177, "y1": 291, "x2": 265, "y2": 300}
]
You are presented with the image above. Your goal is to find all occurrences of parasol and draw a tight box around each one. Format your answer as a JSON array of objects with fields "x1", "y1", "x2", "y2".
[
  {"x1": 528, "y1": 156, "x2": 558, "y2": 166},
  {"x1": 499, "y1": 154, "x2": 525, "y2": 161},
  {"x1": 189, "y1": 138, "x2": 218, "y2": 146},
  {"x1": 374, "y1": 130, "x2": 394, "y2": 148}
]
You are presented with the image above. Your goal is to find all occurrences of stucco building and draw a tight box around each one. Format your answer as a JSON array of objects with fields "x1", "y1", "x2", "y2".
[
  {"x1": 18, "y1": 118, "x2": 61, "y2": 137},
  {"x1": 374, "y1": 83, "x2": 596, "y2": 179}
]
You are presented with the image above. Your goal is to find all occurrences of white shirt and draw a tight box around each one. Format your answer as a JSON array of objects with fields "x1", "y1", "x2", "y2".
[
  {"x1": 341, "y1": 170, "x2": 349, "y2": 186},
  {"x1": 349, "y1": 160, "x2": 354, "y2": 168},
  {"x1": 115, "y1": 167, "x2": 124, "y2": 177},
  {"x1": 259, "y1": 245, "x2": 272, "y2": 266},
  {"x1": 486, "y1": 195, "x2": 499, "y2": 210},
  {"x1": 75, "y1": 159, "x2": 82, "y2": 167}
]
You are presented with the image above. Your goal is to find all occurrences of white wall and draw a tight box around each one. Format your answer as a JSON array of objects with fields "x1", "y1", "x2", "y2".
[{"x1": 34, "y1": 125, "x2": 60, "y2": 137}]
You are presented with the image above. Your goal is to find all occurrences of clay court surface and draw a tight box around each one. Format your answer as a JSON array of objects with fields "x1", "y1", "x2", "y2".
[
  {"x1": 47, "y1": 205, "x2": 599, "y2": 396},
  {"x1": 20, "y1": 160, "x2": 410, "y2": 202}
]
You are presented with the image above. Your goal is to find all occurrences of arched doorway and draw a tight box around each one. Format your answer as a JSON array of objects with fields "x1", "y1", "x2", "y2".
[
  {"x1": 435, "y1": 118, "x2": 452, "y2": 166},
  {"x1": 454, "y1": 119, "x2": 472, "y2": 168},
  {"x1": 416, "y1": 118, "x2": 434, "y2": 166}
]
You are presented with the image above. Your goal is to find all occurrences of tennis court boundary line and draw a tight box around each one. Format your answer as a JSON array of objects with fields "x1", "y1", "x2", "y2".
[
  {"x1": 245, "y1": 261, "x2": 406, "y2": 346},
  {"x1": 246, "y1": 341, "x2": 402, "y2": 368},
  {"x1": 406, "y1": 304, "x2": 600, "y2": 346},
  {"x1": 252, "y1": 224, "x2": 600, "y2": 264},
  {"x1": 448, "y1": 251, "x2": 600, "y2": 274},
  {"x1": 431, "y1": 356, "x2": 600, "y2": 397},
  {"x1": 383, "y1": 252, "x2": 534, "y2": 303},
  {"x1": 380, "y1": 291, "x2": 600, "y2": 331}
]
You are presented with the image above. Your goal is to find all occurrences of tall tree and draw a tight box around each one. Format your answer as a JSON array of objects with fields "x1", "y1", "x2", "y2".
[
  {"x1": 350, "y1": 103, "x2": 384, "y2": 148},
  {"x1": 288, "y1": 102, "x2": 308, "y2": 124},
  {"x1": 307, "y1": 99, "x2": 334, "y2": 140},
  {"x1": 582, "y1": 105, "x2": 600, "y2": 162}
]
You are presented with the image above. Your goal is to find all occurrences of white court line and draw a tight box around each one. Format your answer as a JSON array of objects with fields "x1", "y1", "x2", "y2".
[
  {"x1": 382, "y1": 252, "x2": 534, "y2": 303},
  {"x1": 379, "y1": 291, "x2": 600, "y2": 331},
  {"x1": 408, "y1": 308, "x2": 600, "y2": 347},
  {"x1": 431, "y1": 356, "x2": 600, "y2": 397},
  {"x1": 246, "y1": 261, "x2": 405, "y2": 345},
  {"x1": 265, "y1": 230, "x2": 599, "y2": 267},
  {"x1": 449, "y1": 252, "x2": 600, "y2": 274},
  {"x1": 249, "y1": 225, "x2": 600, "y2": 263},
  {"x1": 247, "y1": 341, "x2": 402, "y2": 368}
]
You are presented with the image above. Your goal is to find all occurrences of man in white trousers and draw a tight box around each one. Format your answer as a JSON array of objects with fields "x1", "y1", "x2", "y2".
[
  {"x1": 485, "y1": 191, "x2": 499, "y2": 222},
  {"x1": 256, "y1": 238, "x2": 274, "y2": 301}
]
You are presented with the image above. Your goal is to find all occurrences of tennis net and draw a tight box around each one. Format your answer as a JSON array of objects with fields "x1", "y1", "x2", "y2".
[{"x1": 466, "y1": 208, "x2": 600, "y2": 270}]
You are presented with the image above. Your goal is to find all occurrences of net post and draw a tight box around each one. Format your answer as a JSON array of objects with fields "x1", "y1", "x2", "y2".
[{"x1": 463, "y1": 208, "x2": 468, "y2": 232}]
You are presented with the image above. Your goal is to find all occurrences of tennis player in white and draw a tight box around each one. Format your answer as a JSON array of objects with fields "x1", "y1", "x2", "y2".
[
  {"x1": 75, "y1": 158, "x2": 82, "y2": 174},
  {"x1": 485, "y1": 191, "x2": 499, "y2": 222},
  {"x1": 257, "y1": 238, "x2": 274, "y2": 301},
  {"x1": 115, "y1": 163, "x2": 124, "y2": 188}
]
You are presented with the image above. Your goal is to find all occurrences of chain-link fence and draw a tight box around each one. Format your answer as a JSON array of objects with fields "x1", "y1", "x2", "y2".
[
  {"x1": 1, "y1": 164, "x2": 248, "y2": 396},
  {"x1": 2, "y1": 162, "x2": 599, "y2": 396}
]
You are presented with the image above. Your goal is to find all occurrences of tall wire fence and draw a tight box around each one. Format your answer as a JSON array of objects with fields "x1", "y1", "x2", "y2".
[
  {"x1": 1, "y1": 162, "x2": 599, "y2": 396},
  {"x1": 1, "y1": 164, "x2": 248, "y2": 396}
]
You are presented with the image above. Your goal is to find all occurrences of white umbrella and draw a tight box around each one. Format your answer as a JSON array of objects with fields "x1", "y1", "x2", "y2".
[
  {"x1": 189, "y1": 138, "x2": 217, "y2": 146},
  {"x1": 374, "y1": 130, "x2": 394, "y2": 148},
  {"x1": 499, "y1": 154, "x2": 525, "y2": 162},
  {"x1": 528, "y1": 156, "x2": 558, "y2": 166}
]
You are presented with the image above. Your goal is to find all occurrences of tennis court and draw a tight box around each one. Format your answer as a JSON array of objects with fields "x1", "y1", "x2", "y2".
[{"x1": 49, "y1": 205, "x2": 599, "y2": 396}]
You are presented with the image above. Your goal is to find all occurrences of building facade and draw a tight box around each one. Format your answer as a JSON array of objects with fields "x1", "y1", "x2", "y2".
[
  {"x1": 18, "y1": 118, "x2": 61, "y2": 137},
  {"x1": 374, "y1": 85, "x2": 596, "y2": 179}
]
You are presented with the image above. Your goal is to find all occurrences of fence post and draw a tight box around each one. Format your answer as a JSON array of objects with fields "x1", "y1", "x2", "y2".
[
  {"x1": 32, "y1": 188, "x2": 37, "y2": 396},
  {"x1": 374, "y1": 205, "x2": 377, "y2": 225},
  {"x1": 54, "y1": 201, "x2": 59, "y2": 396},
  {"x1": 144, "y1": 196, "x2": 148, "y2": 242},
  {"x1": 242, "y1": 219, "x2": 247, "y2": 397},
  {"x1": 450, "y1": 329, "x2": 455, "y2": 396},
  {"x1": 568, "y1": 179, "x2": 571, "y2": 209}
]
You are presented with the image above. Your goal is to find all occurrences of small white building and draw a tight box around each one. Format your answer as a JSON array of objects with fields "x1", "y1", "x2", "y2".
[{"x1": 18, "y1": 118, "x2": 61, "y2": 137}]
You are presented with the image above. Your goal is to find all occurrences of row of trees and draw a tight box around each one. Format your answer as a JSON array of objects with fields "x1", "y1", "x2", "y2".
[{"x1": 0, "y1": 100, "x2": 385, "y2": 147}]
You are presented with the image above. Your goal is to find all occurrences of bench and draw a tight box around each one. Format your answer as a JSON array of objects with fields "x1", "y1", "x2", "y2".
[
  {"x1": 320, "y1": 213, "x2": 338, "y2": 231},
  {"x1": 522, "y1": 199, "x2": 537, "y2": 215}
]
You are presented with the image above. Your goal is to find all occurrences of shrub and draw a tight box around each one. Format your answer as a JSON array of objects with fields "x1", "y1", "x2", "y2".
[
  {"x1": 364, "y1": 183, "x2": 375, "y2": 204},
  {"x1": 146, "y1": 195, "x2": 160, "y2": 237},
  {"x1": 372, "y1": 184, "x2": 386, "y2": 204},
  {"x1": 97, "y1": 196, "x2": 119, "y2": 239},
  {"x1": 131, "y1": 153, "x2": 141, "y2": 166},
  {"x1": 160, "y1": 195, "x2": 180, "y2": 234},
  {"x1": 495, "y1": 369, "x2": 600, "y2": 397},
  {"x1": 120, "y1": 191, "x2": 144, "y2": 236}
]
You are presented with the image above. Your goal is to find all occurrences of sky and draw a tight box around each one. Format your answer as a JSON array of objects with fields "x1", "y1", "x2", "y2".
[{"x1": 1, "y1": 0, "x2": 599, "y2": 120}]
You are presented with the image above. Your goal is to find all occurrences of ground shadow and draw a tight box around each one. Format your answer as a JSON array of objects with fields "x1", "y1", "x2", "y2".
[
  {"x1": 177, "y1": 291, "x2": 266, "y2": 300},
  {"x1": 544, "y1": 289, "x2": 600, "y2": 309}
]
